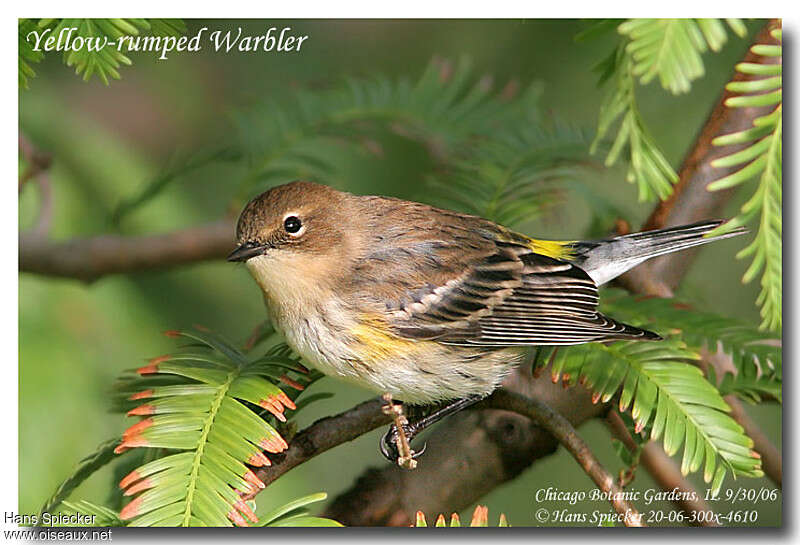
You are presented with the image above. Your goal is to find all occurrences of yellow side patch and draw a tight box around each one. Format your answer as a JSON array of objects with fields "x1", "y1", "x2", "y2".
[{"x1": 350, "y1": 314, "x2": 425, "y2": 361}]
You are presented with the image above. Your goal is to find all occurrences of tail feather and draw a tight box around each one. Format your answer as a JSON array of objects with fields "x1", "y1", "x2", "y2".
[
  {"x1": 572, "y1": 220, "x2": 747, "y2": 286},
  {"x1": 599, "y1": 313, "x2": 663, "y2": 342}
]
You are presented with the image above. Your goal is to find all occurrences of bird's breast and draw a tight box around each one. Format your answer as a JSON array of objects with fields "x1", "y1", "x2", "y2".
[{"x1": 244, "y1": 253, "x2": 519, "y2": 403}]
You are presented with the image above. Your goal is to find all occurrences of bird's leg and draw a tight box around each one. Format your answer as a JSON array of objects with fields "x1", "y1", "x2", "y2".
[
  {"x1": 380, "y1": 394, "x2": 485, "y2": 467},
  {"x1": 380, "y1": 393, "x2": 417, "y2": 469}
]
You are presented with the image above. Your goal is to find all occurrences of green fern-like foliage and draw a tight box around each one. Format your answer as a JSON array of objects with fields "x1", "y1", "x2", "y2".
[
  {"x1": 588, "y1": 18, "x2": 746, "y2": 202},
  {"x1": 427, "y1": 123, "x2": 595, "y2": 228},
  {"x1": 601, "y1": 290, "x2": 781, "y2": 404},
  {"x1": 232, "y1": 58, "x2": 542, "y2": 199},
  {"x1": 60, "y1": 501, "x2": 125, "y2": 527},
  {"x1": 37, "y1": 439, "x2": 121, "y2": 521},
  {"x1": 532, "y1": 289, "x2": 778, "y2": 492},
  {"x1": 114, "y1": 59, "x2": 601, "y2": 231},
  {"x1": 591, "y1": 45, "x2": 678, "y2": 202},
  {"x1": 588, "y1": 19, "x2": 779, "y2": 331},
  {"x1": 60, "y1": 494, "x2": 341, "y2": 528},
  {"x1": 610, "y1": 411, "x2": 646, "y2": 485},
  {"x1": 535, "y1": 340, "x2": 762, "y2": 494},
  {"x1": 112, "y1": 147, "x2": 242, "y2": 227},
  {"x1": 112, "y1": 328, "x2": 319, "y2": 526},
  {"x1": 120, "y1": 58, "x2": 542, "y2": 218},
  {"x1": 708, "y1": 28, "x2": 782, "y2": 332},
  {"x1": 256, "y1": 493, "x2": 342, "y2": 527},
  {"x1": 37, "y1": 327, "x2": 340, "y2": 527},
  {"x1": 19, "y1": 19, "x2": 45, "y2": 89},
  {"x1": 19, "y1": 18, "x2": 186, "y2": 86},
  {"x1": 619, "y1": 19, "x2": 746, "y2": 94}
]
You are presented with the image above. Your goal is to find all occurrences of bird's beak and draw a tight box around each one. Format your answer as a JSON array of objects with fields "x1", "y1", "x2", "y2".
[{"x1": 227, "y1": 242, "x2": 267, "y2": 262}]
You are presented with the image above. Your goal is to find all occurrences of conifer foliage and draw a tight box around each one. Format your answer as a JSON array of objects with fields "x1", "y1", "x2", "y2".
[{"x1": 28, "y1": 19, "x2": 780, "y2": 527}]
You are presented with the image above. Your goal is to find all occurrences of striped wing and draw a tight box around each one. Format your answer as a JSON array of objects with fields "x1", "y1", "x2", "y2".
[{"x1": 389, "y1": 240, "x2": 658, "y2": 346}]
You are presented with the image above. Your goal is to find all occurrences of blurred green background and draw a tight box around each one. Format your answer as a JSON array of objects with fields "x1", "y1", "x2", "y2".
[{"x1": 19, "y1": 19, "x2": 780, "y2": 526}]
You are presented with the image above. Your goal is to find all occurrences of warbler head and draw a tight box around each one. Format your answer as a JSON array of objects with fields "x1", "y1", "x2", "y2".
[{"x1": 229, "y1": 181, "x2": 360, "y2": 301}]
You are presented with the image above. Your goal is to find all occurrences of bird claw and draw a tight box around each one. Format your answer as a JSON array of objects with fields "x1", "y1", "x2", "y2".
[
  {"x1": 379, "y1": 393, "x2": 429, "y2": 469},
  {"x1": 380, "y1": 424, "x2": 426, "y2": 468}
]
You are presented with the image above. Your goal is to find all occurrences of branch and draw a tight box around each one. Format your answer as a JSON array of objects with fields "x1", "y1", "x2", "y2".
[
  {"x1": 324, "y1": 366, "x2": 607, "y2": 526},
  {"x1": 699, "y1": 347, "x2": 782, "y2": 488},
  {"x1": 17, "y1": 23, "x2": 779, "y2": 287},
  {"x1": 19, "y1": 134, "x2": 54, "y2": 236},
  {"x1": 727, "y1": 396, "x2": 781, "y2": 488},
  {"x1": 19, "y1": 219, "x2": 235, "y2": 283},
  {"x1": 18, "y1": 25, "x2": 780, "y2": 287},
  {"x1": 638, "y1": 19, "x2": 782, "y2": 289},
  {"x1": 243, "y1": 398, "x2": 391, "y2": 495},
  {"x1": 245, "y1": 363, "x2": 608, "y2": 511},
  {"x1": 19, "y1": 134, "x2": 52, "y2": 192},
  {"x1": 605, "y1": 409, "x2": 717, "y2": 527},
  {"x1": 484, "y1": 390, "x2": 644, "y2": 526}
]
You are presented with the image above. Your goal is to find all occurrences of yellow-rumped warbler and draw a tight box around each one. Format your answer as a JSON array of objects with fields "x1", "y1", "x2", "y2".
[{"x1": 228, "y1": 181, "x2": 743, "y2": 462}]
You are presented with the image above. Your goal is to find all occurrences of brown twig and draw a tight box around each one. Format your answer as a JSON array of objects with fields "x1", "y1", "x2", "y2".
[
  {"x1": 727, "y1": 396, "x2": 781, "y2": 488},
  {"x1": 19, "y1": 134, "x2": 55, "y2": 236},
  {"x1": 484, "y1": 390, "x2": 644, "y2": 526},
  {"x1": 19, "y1": 219, "x2": 236, "y2": 283},
  {"x1": 638, "y1": 19, "x2": 782, "y2": 289},
  {"x1": 325, "y1": 365, "x2": 608, "y2": 526},
  {"x1": 19, "y1": 134, "x2": 52, "y2": 193},
  {"x1": 264, "y1": 383, "x2": 640, "y2": 524},
  {"x1": 698, "y1": 348, "x2": 782, "y2": 488},
  {"x1": 242, "y1": 398, "x2": 391, "y2": 497},
  {"x1": 605, "y1": 410, "x2": 718, "y2": 527}
]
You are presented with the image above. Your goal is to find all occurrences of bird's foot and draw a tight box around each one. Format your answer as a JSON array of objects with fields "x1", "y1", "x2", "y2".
[
  {"x1": 380, "y1": 393, "x2": 425, "y2": 469},
  {"x1": 379, "y1": 422, "x2": 427, "y2": 469}
]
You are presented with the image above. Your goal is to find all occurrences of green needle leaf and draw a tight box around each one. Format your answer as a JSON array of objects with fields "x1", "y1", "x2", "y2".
[
  {"x1": 709, "y1": 27, "x2": 781, "y2": 331},
  {"x1": 107, "y1": 327, "x2": 325, "y2": 526}
]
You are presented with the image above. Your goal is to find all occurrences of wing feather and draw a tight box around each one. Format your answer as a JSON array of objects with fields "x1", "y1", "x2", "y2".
[{"x1": 388, "y1": 238, "x2": 659, "y2": 345}]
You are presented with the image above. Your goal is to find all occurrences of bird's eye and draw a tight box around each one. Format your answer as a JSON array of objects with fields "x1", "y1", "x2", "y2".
[{"x1": 283, "y1": 216, "x2": 302, "y2": 234}]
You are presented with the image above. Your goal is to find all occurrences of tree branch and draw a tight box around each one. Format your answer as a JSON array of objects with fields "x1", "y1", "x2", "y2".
[
  {"x1": 699, "y1": 347, "x2": 782, "y2": 489},
  {"x1": 246, "y1": 365, "x2": 609, "y2": 517},
  {"x1": 324, "y1": 365, "x2": 609, "y2": 526},
  {"x1": 483, "y1": 390, "x2": 644, "y2": 526},
  {"x1": 18, "y1": 25, "x2": 781, "y2": 288},
  {"x1": 243, "y1": 398, "x2": 391, "y2": 495},
  {"x1": 605, "y1": 409, "x2": 717, "y2": 527},
  {"x1": 727, "y1": 396, "x2": 781, "y2": 488},
  {"x1": 19, "y1": 219, "x2": 235, "y2": 283},
  {"x1": 638, "y1": 19, "x2": 782, "y2": 289}
]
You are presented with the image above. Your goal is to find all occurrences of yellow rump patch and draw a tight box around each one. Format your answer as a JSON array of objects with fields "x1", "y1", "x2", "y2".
[
  {"x1": 528, "y1": 239, "x2": 575, "y2": 260},
  {"x1": 497, "y1": 227, "x2": 575, "y2": 260}
]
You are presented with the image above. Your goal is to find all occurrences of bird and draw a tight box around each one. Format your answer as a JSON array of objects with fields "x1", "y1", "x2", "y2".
[{"x1": 228, "y1": 181, "x2": 745, "y2": 465}]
